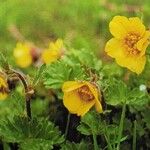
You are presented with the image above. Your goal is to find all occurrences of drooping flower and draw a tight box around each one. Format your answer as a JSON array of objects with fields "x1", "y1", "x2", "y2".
[
  {"x1": 105, "y1": 16, "x2": 150, "y2": 74},
  {"x1": 0, "y1": 73, "x2": 9, "y2": 100},
  {"x1": 13, "y1": 42, "x2": 38, "y2": 68},
  {"x1": 41, "y1": 39, "x2": 64, "y2": 64},
  {"x1": 62, "y1": 81, "x2": 103, "y2": 116}
]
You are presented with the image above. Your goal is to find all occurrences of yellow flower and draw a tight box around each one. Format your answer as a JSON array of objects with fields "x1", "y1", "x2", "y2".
[
  {"x1": 62, "y1": 81, "x2": 103, "y2": 116},
  {"x1": 41, "y1": 39, "x2": 64, "y2": 64},
  {"x1": 105, "y1": 16, "x2": 150, "y2": 74},
  {"x1": 0, "y1": 73, "x2": 9, "y2": 100},
  {"x1": 13, "y1": 43, "x2": 32, "y2": 68}
]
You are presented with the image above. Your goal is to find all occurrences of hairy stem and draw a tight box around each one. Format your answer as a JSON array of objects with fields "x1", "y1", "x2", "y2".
[
  {"x1": 104, "y1": 134, "x2": 113, "y2": 150},
  {"x1": 10, "y1": 69, "x2": 32, "y2": 120},
  {"x1": 64, "y1": 113, "x2": 71, "y2": 139},
  {"x1": 116, "y1": 102, "x2": 126, "y2": 150},
  {"x1": 132, "y1": 120, "x2": 137, "y2": 150},
  {"x1": 93, "y1": 133, "x2": 99, "y2": 150}
]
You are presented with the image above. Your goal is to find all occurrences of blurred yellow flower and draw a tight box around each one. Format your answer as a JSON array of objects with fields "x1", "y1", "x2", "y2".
[
  {"x1": 0, "y1": 73, "x2": 9, "y2": 100},
  {"x1": 13, "y1": 43, "x2": 32, "y2": 68},
  {"x1": 42, "y1": 39, "x2": 64, "y2": 64},
  {"x1": 62, "y1": 81, "x2": 103, "y2": 116},
  {"x1": 105, "y1": 16, "x2": 150, "y2": 74}
]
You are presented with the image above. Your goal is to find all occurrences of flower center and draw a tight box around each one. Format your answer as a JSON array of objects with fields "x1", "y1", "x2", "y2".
[
  {"x1": 77, "y1": 85, "x2": 94, "y2": 102},
  {"x1": 0, "y1": 85, "x2": 8, "y2": 94},
  {"x1": 124, "y1": 33, "x2": 141, "y2": 55}
]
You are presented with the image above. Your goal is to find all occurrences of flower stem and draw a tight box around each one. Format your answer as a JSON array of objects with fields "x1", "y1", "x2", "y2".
[
  {"x1": 132, "y1": 120, "x2": 137, "y2": 150},
  {"x1": 64, "y1": 113, "x2": 71, "y2": 139},
  {"x1": 10, "y1": 69, "x2": 33, "y2": 120},
  {"x1": 3, "y1": 142, "x2": 10, "y2": 150},
  {"x1": 93, "y1": 133, "x2": 99, "y2": 150},
  {"x1": 104, "y1": 126, "x2": 113, "y2": 150},
  {"x1": 26, "y1": 97, "x2": 32, "y2": 119},
  {"x1": 116, "y1": 102, "x2": 126, "y2": 150}
]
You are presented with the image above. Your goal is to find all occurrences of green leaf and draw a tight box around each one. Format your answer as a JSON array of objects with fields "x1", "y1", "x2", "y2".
[
  {"x1": 33, "y1": 64, "x2": 46, "y2": 86},
  {"x1": 127, "y1": 88, "x2": 150, "y2": 110},
  {"x1": 104, "y1": 78, "x2": 127, "y2": 106},
  {"x1": 101, "y1": 63, "x2": 124, "y2": 77},
  {"x1": 128, "y1": 55, "x2": 150, "y2": 85},
  {"x1": 0, "y1": 92, "x2": 25, "y2": 119},
  {"x1": 0, "y1": 116, "x2": 64, "y2": 149},
  {"x1": 142, "y1": 108, "x2": 150, "y2": 129},
  {"x1": 61, "y1": 141, "x2": 91, "y2": 150},
  {"x1": 2, "y1": 142, "x2": 11, "y2": 150},
  {"x1": 31, "y1": 98, "x2": 49, "y2": 117},
  {"x1": 64, "y1": 49, "x2": 102, "y2": 71},
  {"x1": 104, "y1": 124, "x2": 128, "y2": 146},
  {"x1": 77, "y1": 111, "x2": 105, "y2": 135},
  {"x1": 0, "y1": 52, "x2": 9, "y2": 69},
  {"x1": 44, "y1": 60, "x2": 86, "y2": 89},
  {"x1": 43, "y1": 49, "x2": 102, "y2": 90},
  {"x1": 19, "y1": 139, "x2": 53, "y2": 150},
  {"x1": 135, "y1": 119, "x2": 145, "y2": 137}
]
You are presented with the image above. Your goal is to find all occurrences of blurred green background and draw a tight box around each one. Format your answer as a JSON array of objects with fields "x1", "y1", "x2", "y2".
[{"x1": 0, "y1": 0, "x2": 150, "y2": 59}]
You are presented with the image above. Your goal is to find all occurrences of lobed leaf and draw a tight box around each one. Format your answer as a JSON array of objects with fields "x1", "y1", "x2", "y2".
[
  {"x1": 43, "y1": 60, "x2": 86, "y2": 89},
  {"x1": 77, "y1": 111, "x2": 105, "y2": 136},
  {"x1": 0, "y1": 115, "x2": 64, "y2": 149}
]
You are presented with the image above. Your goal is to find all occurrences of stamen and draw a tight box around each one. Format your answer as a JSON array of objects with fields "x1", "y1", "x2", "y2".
[
  {"x1": 124, "y1": 33, "x2": 141, "y2": 55},
  {"x1": 0, "y1": 85, "x2": 8, "y2": 94},
  {"x1": 77, "y1": 85, "x2": 94, "y2": 102}
]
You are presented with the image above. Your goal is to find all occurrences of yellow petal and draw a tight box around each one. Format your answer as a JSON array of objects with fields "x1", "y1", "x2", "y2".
[
  {"x1": 105, "y1": 38, "x2": 124, "y2": 58},
  {"x1": 43, "y1": 39, "x2": 63, "y2": 64},
  {"x1": 63, "y1": 89, "x2": 95, "y2": 116},
  {"x1": 85, "y1": 82, "x2": 103, "y2": 113},
  {"x1": 13, "y1": 43, "x2": 30, "y2": 57},
  {"x1": 0, "y1": 93, "x2": 8, "y2": 101},
  {"x1": 116, "y1": 55, "x2": 146, "y2": 74},
  {"x1": 128, "y1": 17, "x2": 145, "y2": 36},
  {"x1": 55, "y1": 39, "x2": 63, "y2": 49},
  {"x1": 62, "y1": 81, "x2": 85, "y2": 93},
  {"x1": 42, "y1": 49, "x2": 60, "y2": 64},
  {"x1": 0, "y1": 75, "x2": 7, "y2": 86},
  {"x1": 76, "y1": 100, "x2": 95, "y2": 116},
  {"x1": 0, "y1": 74, "x2": 8, "y2": 100},
  {"x1": 109, "y1": 16, "x2": 129, "y2": 39},
  {"x1": 109, "y1": 16, "x2": 146, "y2": 39},
  {"x1": 16, "y1": 55, "x2": 32, "y2": 68},
  {"x1": 49, "y1": 42, "x2": 57, "y2": 51},
  {"x1": 49, "y1": 39, "x2": 63, "y2": 51},
  {"x1": 63, "y1": 90, "x2": 84, "y2": 114},
  {"x1": 63, "y1": 81, "x2": 103, "y2": 116},
  {"x1": 85, "y1": 82, "x2": 98, "y2": 99},
  {"x1": 13, "y1": 43, "x2": 32, "y2": 68},
  {"x1": 95, "y1": 100, "x2": 103, "y2": 113},
  {"x1": 137, "y1": 31, "x2": 150, "y2": 56}
]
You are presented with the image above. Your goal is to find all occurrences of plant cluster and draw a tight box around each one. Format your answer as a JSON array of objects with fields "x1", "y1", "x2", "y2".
[{"x1": 0, "y1": 14, "x2": 150, "y2": 150}]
